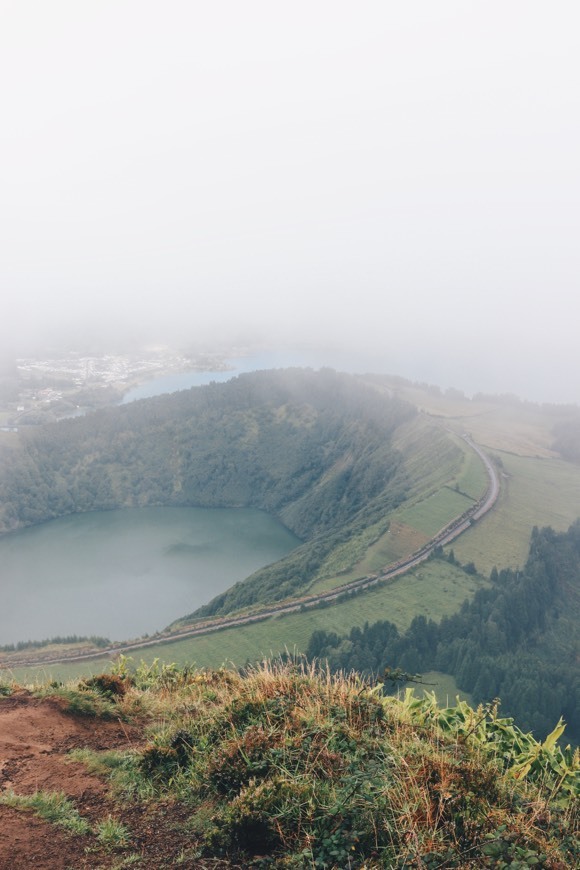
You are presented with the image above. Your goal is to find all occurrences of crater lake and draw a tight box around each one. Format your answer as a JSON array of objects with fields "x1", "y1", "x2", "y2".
[{"x1": 0, "y1": 506, "x2": 299, "y2": 645}]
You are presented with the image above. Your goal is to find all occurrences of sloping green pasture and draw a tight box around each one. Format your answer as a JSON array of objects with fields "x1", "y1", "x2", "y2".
[
  {"x1": 384, "y1": 384, "x2": 580, "y2": 576},
  {"x1": 309, "y1": 417, "x2": 487, "y2": 593},
  {"x1": 449, "y1": 452, "x2": 580, "y2": 574}
]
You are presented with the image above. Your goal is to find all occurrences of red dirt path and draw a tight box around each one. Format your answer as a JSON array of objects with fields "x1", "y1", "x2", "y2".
[{"x1": 0, "y1": 691, "x2": 238, "y2": 869}]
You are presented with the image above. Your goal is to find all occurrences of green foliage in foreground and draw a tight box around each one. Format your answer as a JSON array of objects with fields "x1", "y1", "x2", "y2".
[
  {"x1": 77, "y1": 658, "x2": 578, "y2": 868},
  {"x1": 95, "y1": 815, "x2": 130, "y2": 848},
  {"x1": 0, "y1": 788, "x2": 131, "y2": 854},
  {"x1": 35, "y1": 683, "x2": 119, "y2": 719}
]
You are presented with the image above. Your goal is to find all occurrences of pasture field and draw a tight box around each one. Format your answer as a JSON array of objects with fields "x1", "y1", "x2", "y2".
[
  {"x1": 448, "y1": 451, "x2": 580, "y2": 574},
  {"x1": 395, "y1": 487, "x2": 474, "y2": 537},
  {"x1": 390, "y1": 380, "x2": 557, "y2": 458},
  {"x1": 451, "y1": 443, "x2": 489, "y2": 498},
  {"x1": 309, "y1": 419, "x2": 486, "y2": 594},
  {"x1": 10, "y1": 559, "x2": 488, "y2": 683},
  {"x1": 312, "y1": 521, "x2": 431, "y2": 592},
  {"x1": 387, "y1": 384, "x2": 580, "y2": 575},
  {"x1": 458, "y1": 404, "x2": 558, "y2": 458},
  {"x1": 418, "y1": 671, "x2": 473, "y2": 707},
  {"x1": 5, "y1": 656, "x2": 112, "y2": 686},
  {"x1": 310, "y1": 487, "x2": 480, "y2": 595}
]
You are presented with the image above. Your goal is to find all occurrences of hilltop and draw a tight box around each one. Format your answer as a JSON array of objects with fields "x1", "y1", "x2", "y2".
[{"x1": 0, "y1": 661, "x2": 578, "y2": 868}]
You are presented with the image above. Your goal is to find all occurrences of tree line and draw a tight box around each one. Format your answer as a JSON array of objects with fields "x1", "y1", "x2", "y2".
[{"x1": 306, "y1": 522, "x2": 580, "y2": 740}]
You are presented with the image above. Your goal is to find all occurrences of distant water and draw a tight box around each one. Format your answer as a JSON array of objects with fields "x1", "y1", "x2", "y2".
[
  {"x1": 121, "y1": 352, "x2": 313, "y2": 403},
  {"x1": 0, "y1": 506, "x2": 299, "y2": 645},
  {"x1": 119, "y1": 347, "x2": 397, "y2": 404}
]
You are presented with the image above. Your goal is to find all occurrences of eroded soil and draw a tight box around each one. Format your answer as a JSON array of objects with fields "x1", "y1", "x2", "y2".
[{"x1": 0, "y1": 691, "x2": 237, "y2": 869}]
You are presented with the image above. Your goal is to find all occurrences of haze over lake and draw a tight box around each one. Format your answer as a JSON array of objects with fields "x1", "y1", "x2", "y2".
[
  {"x1": 120, "y1": 348, "x2": 407, "y2": 404},
  {"x1": 120, "y1": 351, "x2": 321, "y2": 404},
  {"x1": 0, "y1": 506, "x2": 299, "y2": 645}
]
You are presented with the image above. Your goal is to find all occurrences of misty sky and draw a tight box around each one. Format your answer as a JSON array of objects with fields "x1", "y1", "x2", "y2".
[{"x1": 1, "y1": 2, "x2": 579, "y2": 402}]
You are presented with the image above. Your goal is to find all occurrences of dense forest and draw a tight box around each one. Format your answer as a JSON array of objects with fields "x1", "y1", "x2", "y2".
[
  {"x1": 0, "y1": 368, "x2": 414, "y2": 610},
  {"x1": 306, "y1": 522, "x2": 580, "y2": 739}
]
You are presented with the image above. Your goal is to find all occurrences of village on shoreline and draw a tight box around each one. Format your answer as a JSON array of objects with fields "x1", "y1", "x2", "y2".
[{"x1": 0, "y1": 346, "x2": 233, "y2": 429}]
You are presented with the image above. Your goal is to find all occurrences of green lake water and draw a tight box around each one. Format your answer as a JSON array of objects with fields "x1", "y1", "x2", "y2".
[{"x1": 0, "y1": 507, "x2": 299, "y2": 645}]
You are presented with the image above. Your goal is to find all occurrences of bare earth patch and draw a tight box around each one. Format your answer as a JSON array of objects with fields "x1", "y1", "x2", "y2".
[{"x1": 0, "y1": 691, "x2": 238, "y2": 869}]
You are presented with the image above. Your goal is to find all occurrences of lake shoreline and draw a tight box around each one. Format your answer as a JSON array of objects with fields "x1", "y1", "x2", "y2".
[{"x1": 0, "y1": 505, "x2": 300, "y2": 648}]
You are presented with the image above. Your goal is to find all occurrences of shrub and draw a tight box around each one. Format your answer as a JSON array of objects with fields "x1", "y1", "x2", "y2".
[{"x1": 82, "y1": 673, "x2": 130, "y2": 699}]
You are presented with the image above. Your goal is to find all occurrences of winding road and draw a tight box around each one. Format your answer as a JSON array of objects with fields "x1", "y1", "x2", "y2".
[{"x1": 2, "y1": 434, "x2": 500, "y2": 670}]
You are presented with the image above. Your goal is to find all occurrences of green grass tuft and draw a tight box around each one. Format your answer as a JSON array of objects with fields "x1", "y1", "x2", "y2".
[
  {"x1": 0, "y1": 790, "x2": 90, "y2": 835},
  {"x1": 36, "y1": 685, "x2": 119, "y2": 718},
  {"x1": 67, "y1": 747, "x2": 152, "y2": 800},
  {"x1": 96, "y1": 815, "x2": 130, "y2": 849}
]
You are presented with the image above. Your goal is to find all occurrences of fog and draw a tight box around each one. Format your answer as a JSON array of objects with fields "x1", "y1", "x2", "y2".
[{"x1": 1, "y1": 2, "x2": 579, "y2": 402}]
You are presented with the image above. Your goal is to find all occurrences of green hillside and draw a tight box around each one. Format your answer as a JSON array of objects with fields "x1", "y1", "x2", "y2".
[
  {"x1": 306, "y1": 522, "x2": 580, "y2": 741},
  {"x1": 384, "y1": 377, "x2": 580, "y2": 575},
  {"x1": 0, "y1": 368, "x2": 485, "y2": 628},
  {"x1": 0, "y1": 369, "x2": 415, "y2": 610}
]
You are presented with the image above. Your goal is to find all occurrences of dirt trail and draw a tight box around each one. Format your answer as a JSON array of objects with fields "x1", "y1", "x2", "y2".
[
  {"x1": 0, "y1": 691, "x2": 238, "y2": 869},
  {"x1": 0, "y1": 692, "x2": 136, "y2": 869}
]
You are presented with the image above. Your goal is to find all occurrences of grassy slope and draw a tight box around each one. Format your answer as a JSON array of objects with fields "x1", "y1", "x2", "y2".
[
  {"x1": 6, "y1": 661, "x2": 576, "y2": 869},
  {"x1": 386, "y1": 379, "x2": 580, "y2": 575},
  {"x1": 308, "y1": 414, "x2": 482, "y2": 591},
  {"x1": 158, "y1": 560, "x2": 485, "y2": 668},
  {"x1": 449, "y1": 452, "x2": 580, "y2": 574}
]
